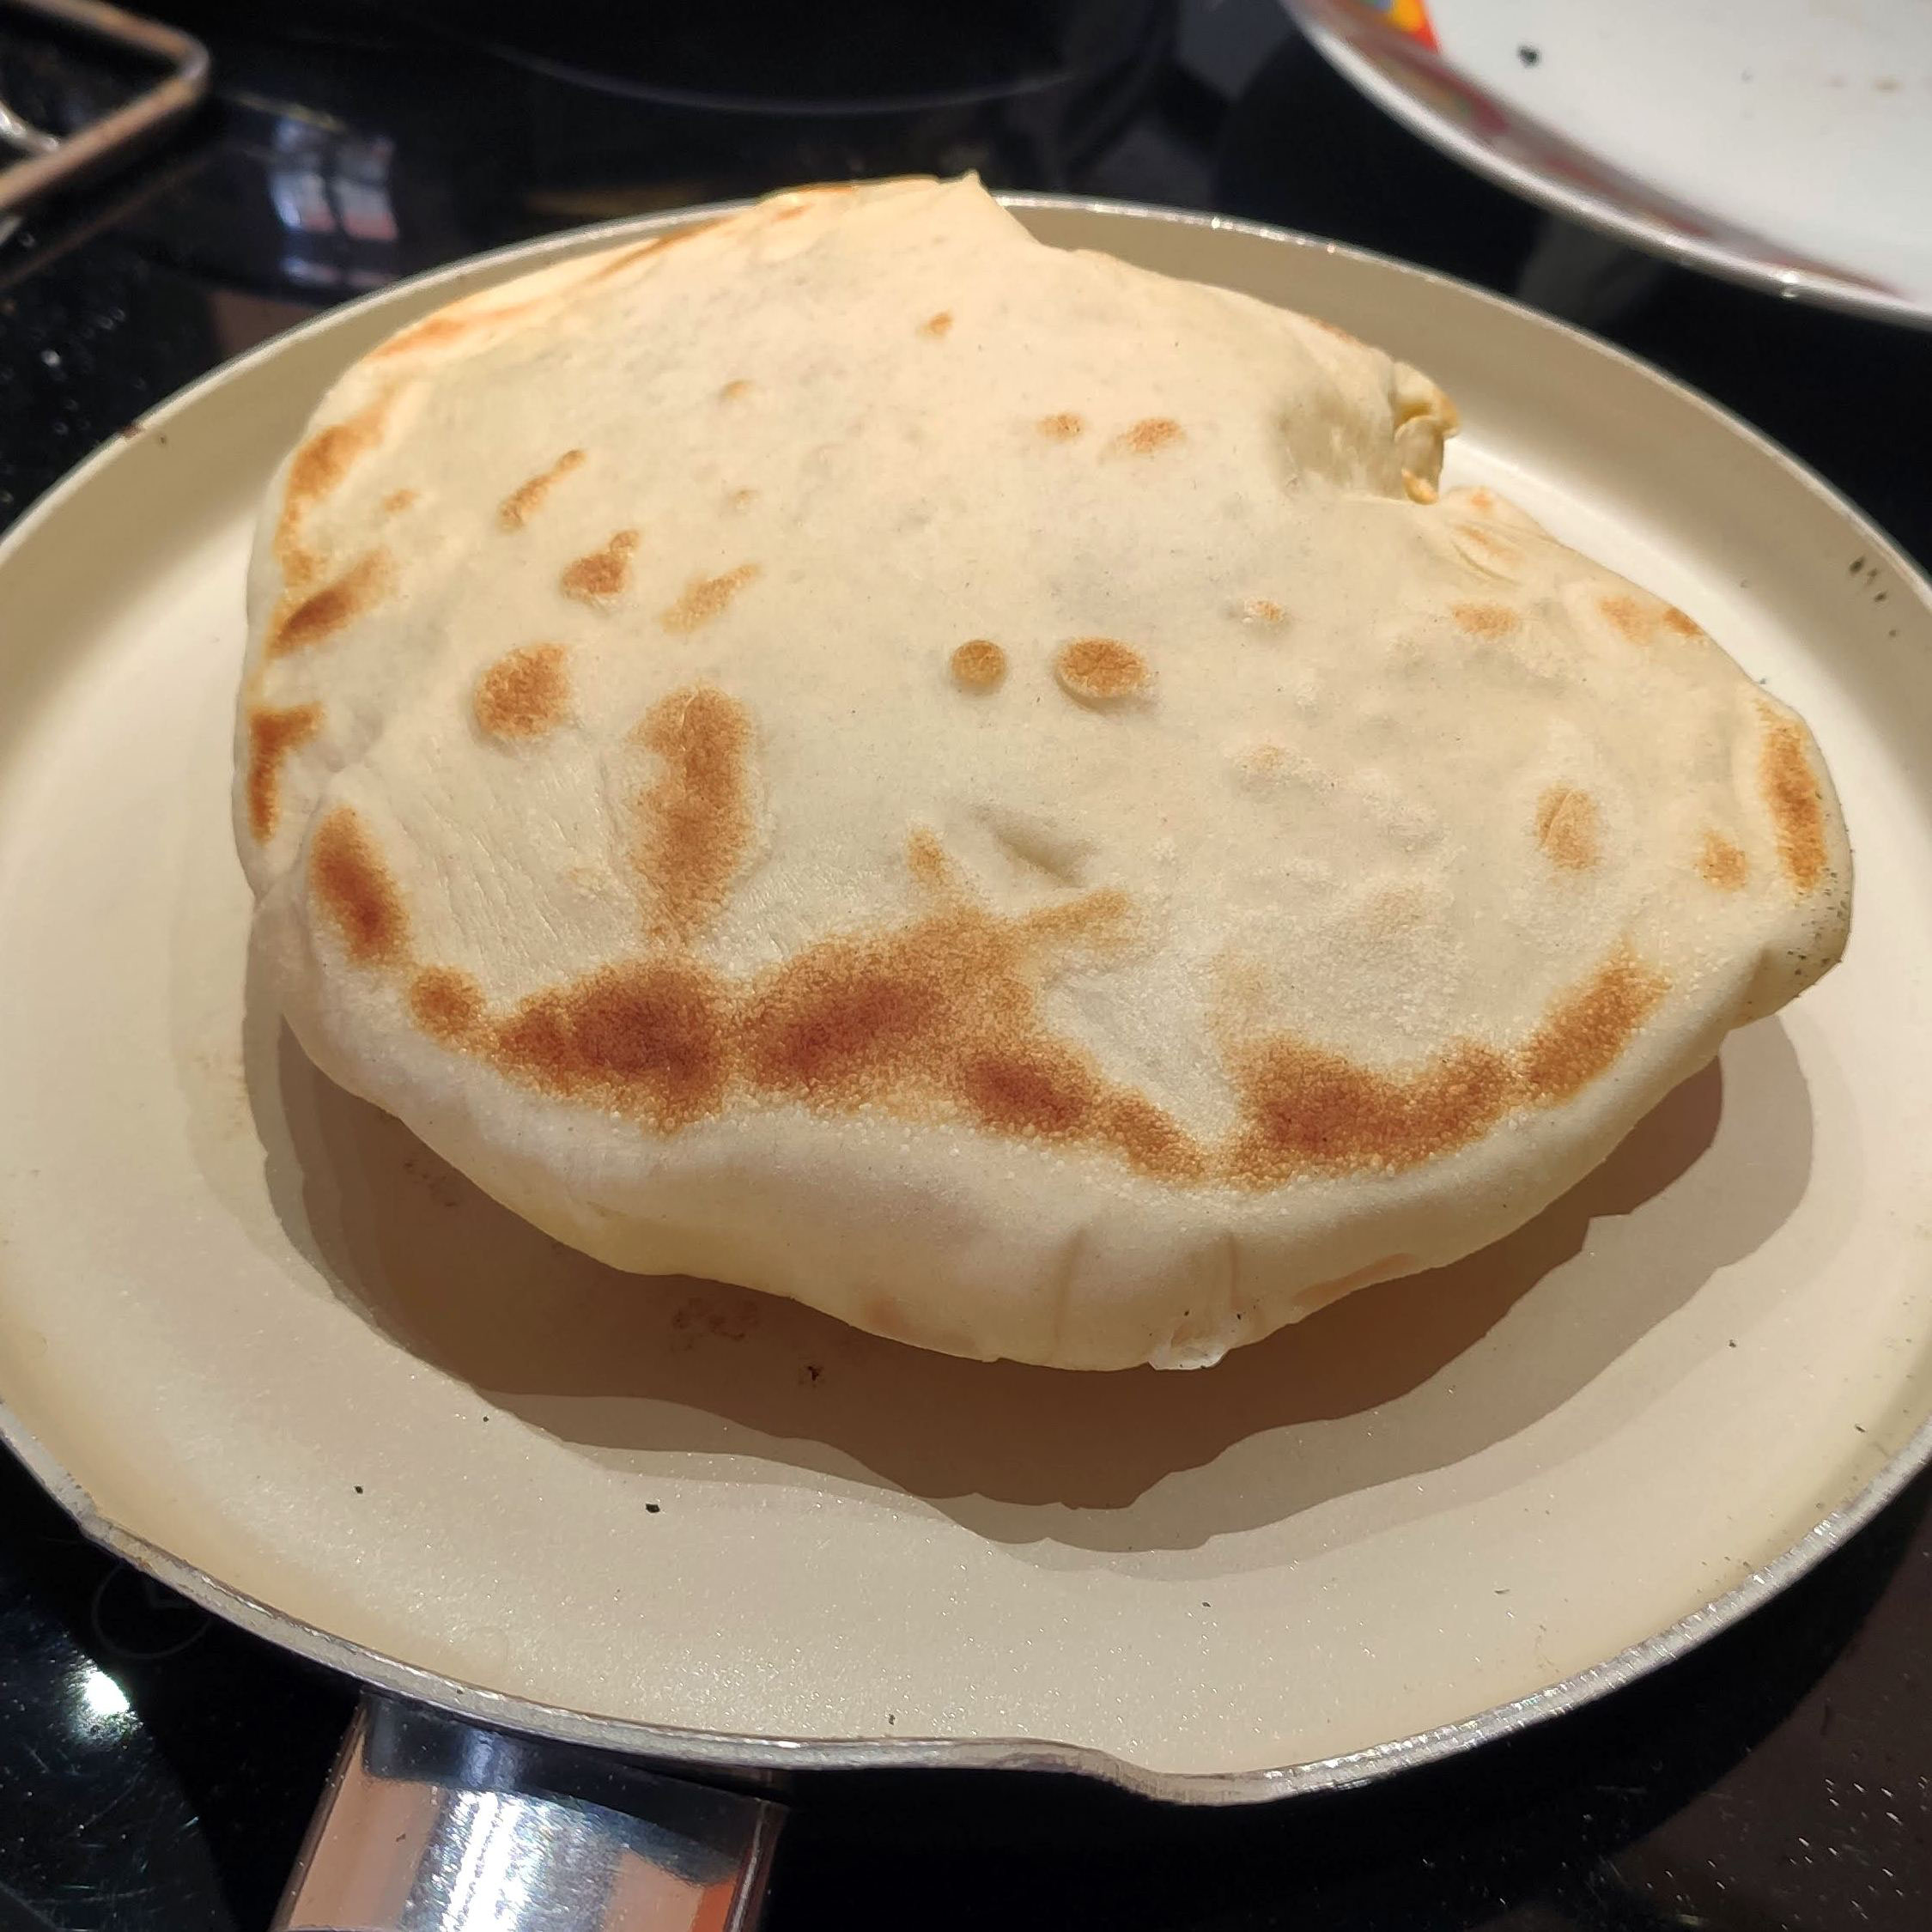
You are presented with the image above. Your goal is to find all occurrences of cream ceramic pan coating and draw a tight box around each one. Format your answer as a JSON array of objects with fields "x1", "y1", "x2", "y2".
[{"x1": 1, "y1": 198, "x2": 1929, "y2": 1805}]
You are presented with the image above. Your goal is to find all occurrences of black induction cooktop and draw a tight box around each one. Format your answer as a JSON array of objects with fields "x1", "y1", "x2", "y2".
[{"x1": 2, "y1": 4, "x2": 1929, "y2": 1929}]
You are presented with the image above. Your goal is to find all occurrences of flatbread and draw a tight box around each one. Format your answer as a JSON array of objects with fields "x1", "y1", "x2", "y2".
[{"x1": 235, "y1": 176, "x2": 1850, "y2": 1370}]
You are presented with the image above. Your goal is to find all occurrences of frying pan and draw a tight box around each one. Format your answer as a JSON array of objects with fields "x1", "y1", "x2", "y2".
[{"x1": 3, "y1": 196, "x2": 1932, "y2": 1930}]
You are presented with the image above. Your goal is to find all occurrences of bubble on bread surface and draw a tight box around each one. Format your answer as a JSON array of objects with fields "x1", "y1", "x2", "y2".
[
  {"x1": 950, "y1": 641, "x2": 1007, "y2": 692},
  {"x1": 1054, "y1": 637, "x2": 1151, "y2": 707}
]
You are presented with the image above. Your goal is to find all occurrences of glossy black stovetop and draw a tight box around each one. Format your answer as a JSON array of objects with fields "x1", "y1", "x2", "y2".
[{"x1": 2, "y1": 4, "x2": 1929, "y2": 1929}]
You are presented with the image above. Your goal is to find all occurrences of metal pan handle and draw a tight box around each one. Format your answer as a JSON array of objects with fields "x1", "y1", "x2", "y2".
[{"x1": 276, "y1": 1696, "x2": 784, "y2": 1932}]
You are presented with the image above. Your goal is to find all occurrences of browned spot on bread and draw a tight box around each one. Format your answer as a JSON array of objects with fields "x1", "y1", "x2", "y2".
[
  {"x1": 719, "y1": 379, "x2": 754, "y2": 402},
  {"x1": 1465, "y1": 487, "x2": 1497, "y2": 513},
  {"x1": 1238, "y1": 598, "x2": 1288, "y2": 628},
  {"x1": 650, "y1": 218, "x2": 721, "y2": 251},
  {"x1": 267, "y1": 548, "x2": 392, "y2": 657},
  {"x1": 1054, "y1": 637, "x2": 1151, "y2": 706},
  {"x1": 958, "y1": 1042, "x2": 1099, "y2": 1141},
  {"x1": 492, "y1": 957, "x2": 732, "y2": 1131},
  {"x1": 1516, "y1": 949, "x2": 1668, "y2": 1103},
  {"x1": 286, "y1": 395, "x2": 392, "y2": 513},
  {"x1": 498, "y1": 449, "x2": 586, "y2": 531},
  {"x1": 726, "y1": 487, "x2": 757, "y2": 510},
  {"x1": 1759, "y1": 707, "x2": 1830, "y2": 894},
  {"x1": 1452, "y1": 600, "x2": 1519, "y2": 639},
  {"x1": 382, "y1": 489, "x2": 417, "y2": 516},
  {"x1": 1699, "y1": 830, "x2": 1749, "y2": 891},
  {"x1": 905, "y1": 826, "x2": 951, "y2": 892},
  {"x1": 633, "y1": 686, "x2": 753, "y2": 945},
  {"x1": 950, "y1": 640, "x2": 1007, "y2": 691},
  {"x1": 1660, "y1": 605, "x2": 1704, "y2": 639},
  {"x1": 245, "y1": 703, "x2": 322, "y2": 841},
  {"x1": 1534, "y1": 785, "x2": 1602, "y2": 872},
  {"x1": 738, "y1": 881, "x2": 1193, "y2": 1177},
  {"x1": 1018, "y1": 887, "x2": 1133, "y2": 951},
  {"x1": 370, "y1": 298, "x2": 538, "y2": 360},
  {"x1": 561, "y1": 529, "x2": 639, "y2": 605},
  {"x1": 1099, "y1": 1091, "x2": 1207, "y2": 1182},
  {"x1": 1112, "y1": 417, "x2": 1183, "y2": 456},
  {"x1": 404, "y1": 831, "x2": 1667, "y2": 1185},
  {"x1": 1402, "y1": 471, "x2": 1439, "y2": 505},
  {"x1": 1227, "y1": 1036, "x2": 1513, "y2": 1184},
  {"x1": 410, "y1": 967, "x2": 484, "y2": 1044},
  {"x1": 1037, "y1": 412, "x2": 1084, "y2": 441},
  {"x1": 475, "y1": 644, "x2": 570, "y2": 741},
  {"x1": 660, "y1": 562, "x2": 760, "y2": 635},
  {"x1": 311, "y1": 807, "x2": 408, "y2": 967},
  {"x1": 744, "y1": 927, "x2": 951, "y2": 1105},
  {"x1": 919, "y1": 311, "x2": 953, "y2": 337},
  {"x1": 276, "y1": 393, "x2": 393, "y2": 591},
  {"x1": 1597, "y1": 592, "x2": 1653, "y2": 643},
  {"x1": 1224, "y1": 946, "x2": 1666, "y2": 1185},
  {"x1": 587, "y1": 222, "x2": 722, "y2": 284},
  {"x1": 586, "y1": 244, "x2": 661, "y2": 283}
]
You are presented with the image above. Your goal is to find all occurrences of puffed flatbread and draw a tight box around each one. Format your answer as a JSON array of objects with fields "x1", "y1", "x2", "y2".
[{"x1": 236, "y1": 176, "x2": 1850, "y2": 1369}]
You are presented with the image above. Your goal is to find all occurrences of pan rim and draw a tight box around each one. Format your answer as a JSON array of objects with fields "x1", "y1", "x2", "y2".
[{"x1": 3, "y1": 190, "x2": 1929, "y2": 1806}]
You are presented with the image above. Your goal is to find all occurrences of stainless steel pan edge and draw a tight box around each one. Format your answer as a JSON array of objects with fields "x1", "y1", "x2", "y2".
[
  {"x1": 3, "y1": 192, "x2": 1930, "y2": 1808},
  {"x1": 9, "y1": 1385, "x2": 1932, "y2": 1807}
]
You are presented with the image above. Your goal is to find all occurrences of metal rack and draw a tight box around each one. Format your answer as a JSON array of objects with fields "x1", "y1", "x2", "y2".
[{"x1": 0, "y1": 0, "x2": 207, "y2": 238}]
